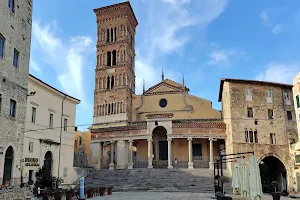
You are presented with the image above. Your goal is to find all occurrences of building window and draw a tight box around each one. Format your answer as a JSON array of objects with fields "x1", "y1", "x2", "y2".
[
  {"x1": 246, "y1": 88, "x2": 252, "y2": 101},
  {"x1": 287, "y1": 111, "x2": 292, "y2": 120},
  {"x1": 9, "y1": 99, "x2": 16, "y2": 117},
  {"x1": 266, "y1": 89, "x2": 273, "y2": 103},
  {"x1": 249, "y1": 130, "x2": 253, "y2": 143},
  {"x1": 270, "y1": 133, "x2": 276, "y2": 144},
  {"x1": 247, "y1": 107, "x2": 253, "y2": 118},
  {"x1": 245, "y1": 129, "x2": 249, "y2": 142},
  {"x1": 79, "y1": 137, "x2": 82, "y2": 145},
  {"x1": 159, "y1": 98, "x2": 167, "y2": 108},
  {"x1": 0, "y1": 94, "x2": 2, "y2": 113},
  {"x1": 31, "y1": 107, "x2": 36, "y2": 123},
  {"x1": 13, "y1": 48, "x2": 19, "y2": 68},
  {"x1": 28, "y1": 142, "x2": 33, "y2": 152},
  {"x1": 64, "y1": 118, "x2": 68, "y2": 131},
  {"x1": 254, "y1": 130, "x2": 258, "y2": 143},
  {"x1": 0, "y1": 34, "x2": 5, "y2": 58},
  {"x1": 268, "y1": 109, "x2": 274, "y2": 119},
  {"x1": 8, "y1": 0, "x2": 15, "y2": 13},
  {"x1": 266, "y1": 89, "x2": 272, "y2": 97},
  {"x1": 49, "y1": 113, "x2": 53, "y2": 128},
  {"x1": 283, "y1": 92, "x2": 290, "y2": 100},
  {"x1": 296, "y1": 95, "x2": 300, "y2": 108}
]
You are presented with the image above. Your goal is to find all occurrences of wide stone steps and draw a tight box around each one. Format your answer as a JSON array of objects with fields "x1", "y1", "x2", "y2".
[{"x1": 85, "y1": 168, "x2": 232, "y2": 194}]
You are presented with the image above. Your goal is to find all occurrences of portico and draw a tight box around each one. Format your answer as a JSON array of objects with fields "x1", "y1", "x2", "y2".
[{"x1": 90, "y1": 117, "x2": 226, "y2": 170}]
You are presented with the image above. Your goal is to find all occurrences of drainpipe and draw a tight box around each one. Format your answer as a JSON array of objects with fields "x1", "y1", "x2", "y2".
[{"x1": 58, "y1": 95, "x2": 67, "y2": 179}]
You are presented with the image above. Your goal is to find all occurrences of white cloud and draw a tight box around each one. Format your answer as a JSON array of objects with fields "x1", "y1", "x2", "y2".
[
  {"x1": 260, "y1": 9, "x2": 281, "y2": 34},
  {"x1": 207, "y1": 49, "x2": 239, "y2": 66},
  {"x1": 256, "y1": 62, "x2": 300, "y2": 84},
  {"x1": 31, "y1": 21, "x2": 93, "y2": 108},
  {"x1": 29, "y1": 59, "x2": 42, "y2": 75},
  {"x1": 134, "y1": 0, "x2": 229, "y2": 93}
]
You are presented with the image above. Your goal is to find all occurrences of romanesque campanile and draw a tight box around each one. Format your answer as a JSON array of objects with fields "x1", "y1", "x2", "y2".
[{"x1": 93, "y1": 2, "x2": 138, "y2": 125}]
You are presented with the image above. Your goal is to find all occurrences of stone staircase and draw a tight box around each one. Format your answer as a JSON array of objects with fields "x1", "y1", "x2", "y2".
[{"x1": 85, "y1": 168, "x2": 232, "y2": 194}]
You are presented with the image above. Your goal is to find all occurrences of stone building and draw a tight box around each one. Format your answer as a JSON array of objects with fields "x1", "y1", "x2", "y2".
[
  {"x1": 219, "y1": 78, "x2": 298, "y2": 192},
  {"x1": 23, "y1": 74, "x2": 80, "y2": 185},
  {"x1": 90, "y1": 1, "x2": 226, "y2": 171},
  {"x1": 0, "y1": 0, "x2": 33, "y2": 186},
  {"x1": 292, "y1": 72, "x2": 300, "y2": 192},
  {"x1": 74, "y1": 130, "x2": 92, "y2": 167}
]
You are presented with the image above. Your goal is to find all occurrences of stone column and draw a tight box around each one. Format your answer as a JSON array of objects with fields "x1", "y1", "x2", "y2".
[
  {"x1": 147, "y1": 138, "x2": 153, "y2": 168},
  {"x1": 109, "y1": 141, "x2": 115, "y2": 170},
  {"x1": 99, "y1": 142, "x2": 102, "y2": 169},
  {"x1": 167, "y1": 138, "x2": 173, "y2": 169},
  {"x1": 128, "y1": 140, "x2": 133, "y2": 169},
  {"x1": 188, "y1": 138, "x2": 193, "y2": 169},
  {"x1": 209, "y1": 138, "x2": 214, "y2": 169}
]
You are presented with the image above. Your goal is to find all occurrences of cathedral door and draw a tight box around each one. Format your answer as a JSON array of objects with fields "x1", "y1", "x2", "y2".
[{"x1": 159, "y1": 141, "x2": 168, "y2": 160}]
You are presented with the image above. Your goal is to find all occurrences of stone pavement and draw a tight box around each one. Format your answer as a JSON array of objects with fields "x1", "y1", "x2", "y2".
[{"x1": 91, "y1": 192, "x2": 294, "y2": 200}]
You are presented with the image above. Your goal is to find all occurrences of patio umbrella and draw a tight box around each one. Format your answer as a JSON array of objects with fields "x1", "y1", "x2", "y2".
[
  {"x1": 231, "y1": 161, "x2": 240, "y2": 194},
  {"x1": 249, "y1": 155, "x2": 263, "y2": 200},
  {"x1": 240, "y1": 159, "x2": 249, "y2": 198}
]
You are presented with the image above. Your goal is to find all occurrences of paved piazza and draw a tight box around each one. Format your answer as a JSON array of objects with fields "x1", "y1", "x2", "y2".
[{"x1": 91, "y1": 192, "x2": 293, "y2": 200}]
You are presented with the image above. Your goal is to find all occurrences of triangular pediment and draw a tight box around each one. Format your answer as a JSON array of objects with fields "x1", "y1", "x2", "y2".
[{"x1": 144, "y1": 79, "x2": 187, "y2": 95}]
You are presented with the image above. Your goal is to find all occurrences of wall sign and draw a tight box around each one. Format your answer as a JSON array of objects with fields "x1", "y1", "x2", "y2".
[{"x1": 24, "y1": 157, "x2": 39, "y2": 166}]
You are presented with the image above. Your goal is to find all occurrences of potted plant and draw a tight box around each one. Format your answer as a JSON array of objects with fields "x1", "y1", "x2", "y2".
[
  {"x1": 86, "y1": 188, "x2": 94, "y2": 198},
  {"x1": 107, "y1": 186, "x2": 113, "y2": 195},
  {"x1": 54, "y1": 190, "x2": 63, "y2": 200},
  {"x1": 99, "y1": 187, "x2": 106, "y2": 196},
  {"x1": 271, "y1": 181, "x2": 281, "y2": 200},
  {"x1": 216, "y1": 176, "x2": 232, "y2": 200}
]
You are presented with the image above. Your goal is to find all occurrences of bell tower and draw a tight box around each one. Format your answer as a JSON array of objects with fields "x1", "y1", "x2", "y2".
[{"x1": 93, "y1": 1, "x2": 138, "y2": 126}]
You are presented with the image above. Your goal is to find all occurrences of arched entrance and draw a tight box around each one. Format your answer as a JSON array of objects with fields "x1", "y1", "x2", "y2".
[
  {"x1": 3, "y1": 146, "x2": 14, "y2": 185},
  {"x1": 44, "y1": 151, "x2": 53, "y2": 177},
  {"x1": 259, "y1": 156, "x2": 287, "y2": 193},
  {"x1": 152, "y1": 126, "x2": 168, "y2": 162}
]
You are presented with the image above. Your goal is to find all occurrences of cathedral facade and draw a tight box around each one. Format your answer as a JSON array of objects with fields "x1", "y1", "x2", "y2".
[{"x1": 90, "y1": 1, "x2": 226, "y2": 170}]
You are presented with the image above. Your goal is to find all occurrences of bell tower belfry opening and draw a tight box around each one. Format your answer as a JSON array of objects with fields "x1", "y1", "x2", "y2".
[{"x1": 93, "y1": 2, "x2": 138, "y2": 125}]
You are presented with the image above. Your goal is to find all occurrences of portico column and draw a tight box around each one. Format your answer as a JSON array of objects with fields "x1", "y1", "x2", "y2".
[
  {"x1": 128, "y1": 140, "x2": 133, "y2": 169},
  {"x1": 147, "y1": 138, "x2": 153, "y2": 168},
  {"x1": 167, "y1": 138, "x2": 173, "y2": 169},
  {"x1": 188, "y1": 138, "x2": 193, "y2": 169},
  {"x1": 99, "y1": 142, "x2": 103, "y2": 169},
  {"x1": 109, "y1": 141, "x2": 115, "y2": 170},
  {"x1": 209, "y1": 138, "x2": 214, "y2": 169}
]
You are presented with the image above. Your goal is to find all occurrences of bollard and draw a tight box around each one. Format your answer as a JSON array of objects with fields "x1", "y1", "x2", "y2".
[{"x1": 79, "y1": 177, "x2": 85, "y2": 200}]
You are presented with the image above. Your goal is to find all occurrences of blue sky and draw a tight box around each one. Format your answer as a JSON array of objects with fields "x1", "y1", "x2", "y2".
[{"x1": 29, "y1": 0, "x2": 300, "y2": 131}]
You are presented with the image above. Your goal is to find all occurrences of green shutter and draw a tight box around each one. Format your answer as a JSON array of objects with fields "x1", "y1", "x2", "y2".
[{"x1": 297, "y1": 95, "x2": 300, "y2": 108}]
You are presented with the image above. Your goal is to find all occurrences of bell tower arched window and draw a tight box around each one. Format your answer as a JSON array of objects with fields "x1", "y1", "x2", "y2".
[
  {"x1": 107, "y1": 51, "x2": 111, "y2": 66},
  {"x1": 110, "y1": 28, "x2": 113, "y2": 42},
  {"x1": 114, "y1": 27, "x2": 117, "y2": 41},
  {"x1": 111, "y1": 76, "x2": 115, "y2": 89},
  {"x1": 112, "y1": 50, "x2": 116, "y2": 65}
]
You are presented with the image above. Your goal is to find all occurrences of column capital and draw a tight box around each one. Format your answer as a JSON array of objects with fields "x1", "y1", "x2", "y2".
[
  {"x1": 167, "y1": 138, "x2": 172, "y2": 141},
  {"x1": 187, "y1": 137, "x2": 193, "y2": 141},
  {"x1": 147, "y1": 138, "x2": 153, "y2": 142},
  {"x1": 110, "y1": 140, "x2": 115, "y2": 144},
  {"x1": 208, "y1": 138, "x2": 217, "y2": 141},
  {"x1": 128, "y1": 139, "x2": 133, "y2": 143}
]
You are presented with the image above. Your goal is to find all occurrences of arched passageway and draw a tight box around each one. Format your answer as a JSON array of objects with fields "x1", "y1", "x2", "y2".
[
  {"x1": 44, "y1": 151, "x2": 53, "y2": 178},
  {"x1": 152, "y1": 126, "x2": 168, "y2": 161},
  {"x1": 3, "y1": 146, "x2": 14, "y2": 185},
  {"x1": 259, "y1": 156, "x2": 287, "y2": 193}
]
